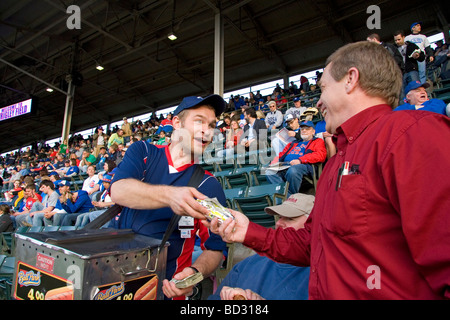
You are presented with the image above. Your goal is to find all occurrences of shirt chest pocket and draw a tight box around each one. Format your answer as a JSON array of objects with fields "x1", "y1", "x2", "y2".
[{"x1": 322, "y1": 174, "x2": 368, "y2": 236}]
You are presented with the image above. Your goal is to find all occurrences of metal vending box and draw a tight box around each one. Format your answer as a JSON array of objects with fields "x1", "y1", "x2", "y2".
[{"x1": 11, "y1": 228, "x2": 167, "y2": 300}]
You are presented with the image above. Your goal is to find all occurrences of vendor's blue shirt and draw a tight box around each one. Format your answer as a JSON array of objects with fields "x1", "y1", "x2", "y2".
[{"x1": 110, "y1": 141, "x2": 227, "y2": 281}]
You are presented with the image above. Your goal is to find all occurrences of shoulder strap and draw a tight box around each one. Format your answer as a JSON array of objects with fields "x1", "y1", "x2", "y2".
[{"x1": 158, "y1": 165, "x2": 205, "y2": 253}]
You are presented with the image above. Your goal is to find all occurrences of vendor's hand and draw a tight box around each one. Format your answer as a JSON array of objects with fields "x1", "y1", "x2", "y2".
[
  {"x1": 289, "y1": 159, "x2": 301, "y2": 165},
  {"x1": 169, "y1": 187, "x2": 209, "y2": 220},
  {"x1": 162, "y1": 267, "x2": 198, "y2": 299},
  {"x1": 206, "y1": 209, "x2": 249, "y2": 244},
  {"x1": 220, "y1": 286, "x2": 265, "y2": 300}
]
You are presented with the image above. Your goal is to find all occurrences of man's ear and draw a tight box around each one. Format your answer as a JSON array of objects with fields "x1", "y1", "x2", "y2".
[
  {"x1": 345, "y1": 67, "x2": 360, "y2": 94},
  {"x1": 172, "y1": 116, "x2": 181, "y2": 130}
]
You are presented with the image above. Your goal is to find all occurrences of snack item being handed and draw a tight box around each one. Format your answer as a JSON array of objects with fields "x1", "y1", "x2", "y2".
[{"x1": 197, "y1": 197, "x2": 234, "y2": 224}]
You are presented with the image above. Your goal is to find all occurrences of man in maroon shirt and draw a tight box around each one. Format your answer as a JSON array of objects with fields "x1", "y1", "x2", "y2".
[{"x1": 208, "y1": 41, "x2": 450, "y2": 299}]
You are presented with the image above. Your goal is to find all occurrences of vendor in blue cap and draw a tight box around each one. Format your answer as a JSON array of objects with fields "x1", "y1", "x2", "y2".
[
  {"x1": 110, "y1": 94, "x2": 228, "y2": 300},
  {"x1": 394, "y1": 80, "x2": 448, "y2": 115}
]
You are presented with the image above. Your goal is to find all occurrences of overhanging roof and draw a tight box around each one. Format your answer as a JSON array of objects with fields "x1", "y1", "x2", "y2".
[{"x1": 1, "y1": 0, "x2": 449, "y2": 154}]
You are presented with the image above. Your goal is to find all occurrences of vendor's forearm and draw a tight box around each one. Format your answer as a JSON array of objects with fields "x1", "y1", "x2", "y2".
[
  {"x1": 191, "y1": 250, "x2": 223, "y2": 277},
  {"x1": 110, "y1": 178, "x2": 172, "y2": 210}
]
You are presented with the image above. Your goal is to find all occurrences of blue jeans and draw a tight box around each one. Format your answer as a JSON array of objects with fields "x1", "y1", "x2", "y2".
[
  {"x1": 418, "y1": 60, "x2": 426, "y2": 83},
  {"x1": 266, "y1": 163, "x2": 313, "y2": 196}
]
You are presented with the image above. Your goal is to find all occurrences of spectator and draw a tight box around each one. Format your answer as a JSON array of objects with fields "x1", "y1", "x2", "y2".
[
  {"x1": 55, "y1": 159, "x2": 71, "y2": 176},
  {"x1": 156, "y1": 113, "x2": 173, "y2": 135},
  {"x1": 18, "y1": 163, "x2": 31, "y2": 177},
  {"x1": 217, "y1": 115, "x2": 231, "y2": 133},
  {"x1": 58, "y1": 190, "x2": 94, "y2": 226},
  {"x1": 10, "y1": 184, "x2": 42, "y2": 227},
  {"x1": 393, "y1": 30, "x2": 425, "y2": 99},
  {"x1": 285, "y1": 97, "x2": 307, "y2": 120},
  {"x1": 210, "y1": 41, "x2": 450, "y2": 300},
  {"x1": 394, "y1": 80, "x2": 447, "y2": 115},
  {"x1": 216, "y1": 118, "x2": 244, "y2": 159},
  {"x1": 300, "y1": 76, "x2": 310, "y2": 92},
  {"x1": 107, "y1": 129, "x2": 124, "y2": 148},
  {"x1": 366, "y1": 33, "x2": 404, "y2": 72},
  {"x1": 121, "y1": 117, "x2": 133, "y2": 144},
  {"x1": 110, "y1": 94, "x2": 228, "y2": 300},
  {"x1": 75, "y1": 174, "x2": 115, "y2": 228},
  {"x1": 33, "y1": 180, "x2": 70, "y2": 227},
  {"x1": 2, "y1": 179, "x2": 22, "y2": 204},
  {"x1": 271, "y1": 113, "x2": 300, "y2": 155},
  {"x1": 0, "y1": 204, "x2": 13, "y2": 232},
  {"x1": 209, "y1": 193, "x2": 313, "y2": 300},
  {"x1": 233, "y1": 95, "x2": 245, "y2": 110},
  {"x1": 82, "y1": 165, "x2": 100, "y2": 198},
  {"x1": 115, "y1": 144, "x2": 126, "y2": 166},
  {"x1": 78, "y1": 150, "x2": 97, "y2": 173},
  {"x1": 154, "y1": 131, "x2": 169, "y2": 146},
  {"x1": 266, "y1": 121, "x2": 326, "y2": 196},
  {"x1": 405, "y1": 22, "x2": 434, "y2": 83},
  {"x1": 264, "y1": 101, "x2": 283, "y2": 132},
  {"x1": 16, "y1": 180, "x2": 59, "y2": 227},
  {"x1": 92, "y1": 127, "x2": 108, "y2": 157},
  {"x1": 5, "y1": 167, "x2": 21, "y2": 190},
  {"x1": 63, "y1": 159, "x2": 80, "y2": 178},
  {"x1": 95, "y1": 147, "x2": 108, "y2": 171},
  {"x1": 107, "y1": 144, "x2": 119, "y2": 162},
  {"x1": 239, "y1": 107, "x2": 267, "y2": 152}
]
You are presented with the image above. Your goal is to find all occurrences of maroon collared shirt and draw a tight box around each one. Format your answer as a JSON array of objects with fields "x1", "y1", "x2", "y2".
[{"x1": 244, "y1": 105, "x2": 450, "y2": 299}]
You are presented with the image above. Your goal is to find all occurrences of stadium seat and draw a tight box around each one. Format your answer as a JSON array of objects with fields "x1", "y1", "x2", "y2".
[
  {"x1": 232, "y1": 182, "x2": 289, "y2": 228},
  {"x1": 28, "y1": 226, "x2": 43, "y2": 233},
  {"x1": 223, "y1": 172, "x2": 251, "y2": 189},
  {"x1": 58, "y1": 226, "x2": 77, "y2": 231},
  {"x1": 15, "y1": 226, "x2": 29, "y2": 234},
  {"x1": 223, "y1": 187, "x2": 247, "y2": 209},
  {"x1": 42, "y1": 226, "x2": 59, "y2": 232},
  {"x1": 302, "y1": 162, "x2": 323, "y2": 193}
]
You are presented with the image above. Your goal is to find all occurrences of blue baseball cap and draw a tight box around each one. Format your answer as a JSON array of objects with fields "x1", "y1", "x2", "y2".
[
  {"x1": 101, "y1": 174, "x2": 113, "y2": 183},
  {"x1": 58, "y1": 180, "x2": 70, "y2": 187},
  {"x1": 405, "y1": 80, "x2": 429, "y2": 95},
  {"x1": 300, "y1": 121, "x2": 315, "y2": 128},
  {"x1": 173, "y1": 94, "x2": 225, "y2": 117},
  {"x1": 410, "y1": 22, "x2": 421, "y2": 30}
]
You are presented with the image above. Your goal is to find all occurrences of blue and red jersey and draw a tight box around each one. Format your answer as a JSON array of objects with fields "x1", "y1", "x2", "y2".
[{"x1": 111, "y1": 141, "x2": 227, "y2": 287}]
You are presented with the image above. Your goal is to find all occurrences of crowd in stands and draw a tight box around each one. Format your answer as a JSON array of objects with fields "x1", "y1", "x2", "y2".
[{"x1": 1, "y1": 20, "x2": 449, "y2": 301}]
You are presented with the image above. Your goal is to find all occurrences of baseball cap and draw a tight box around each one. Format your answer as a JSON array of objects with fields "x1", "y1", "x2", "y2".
[
  {"x1": 300, "y1": 121, "x2": 315, "y2": 128},
  {"x1": 405, "y1": 80, "x2": 430, "y2": 95},
  {"x1": 285, "y1": 113, "x2": 297, "y2": 122},
  {"x1": 293, "y1": 97, "x2": 300, "y2": 102},
  {"x1": 58, "y1": 180, "x2": 70, "y2": 187},
  {"x1": 173, "y1": 94, "x2": 226, "y2": 117},
  {"x1": 264, "y1": 193, "x2": 315, "y2": 218},
  {"x1": 101, "y1": 174, "x2": 113, "y2": 183},
  {"x1": 410, "y1": 22, "x2": 421, "y2": 30}
]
